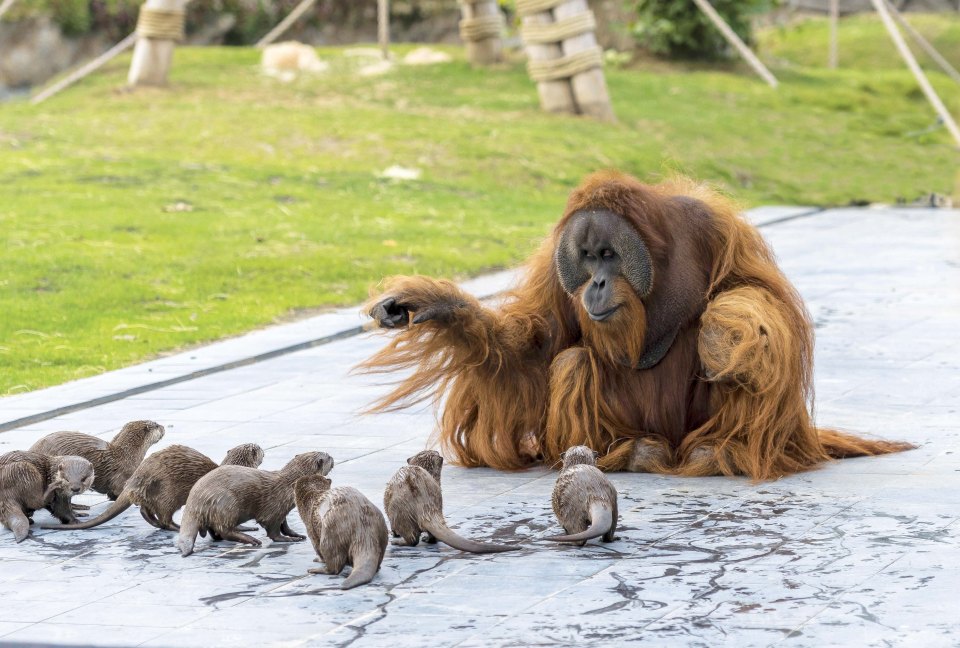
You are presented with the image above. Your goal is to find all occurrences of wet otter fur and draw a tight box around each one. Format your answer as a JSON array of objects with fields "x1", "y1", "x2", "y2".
[
  {"x1": 42, "y1": 443, "x2": 265, "y2": 532},
  {"x1": 384, "y1": 450, "x2": 517, "y2": 554},
  {"x1": 177, "y1": 451, "x2": 334, "y2": 556},
  {"x1": 30, "y1": 420, "x2": 165, "y2": 501},
  {"x1": 0, "y1": 451, "x2": 95, "y2": 525},
  {"x1": 1, "y1": 461, "x2": 58, "y2": 542},
  {"x1": 294, "y1": 473, "x2": 388, "y2": 589},
  {"x1": 548, "y1": 446, "x2": 618, "y2": 544}
]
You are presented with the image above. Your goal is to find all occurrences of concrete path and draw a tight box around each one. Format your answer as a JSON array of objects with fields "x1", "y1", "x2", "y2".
[{"x1": 0, "y1": 207, "x2": 957, "y2": 648}]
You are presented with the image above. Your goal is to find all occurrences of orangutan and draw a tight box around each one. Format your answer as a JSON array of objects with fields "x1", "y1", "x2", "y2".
[{"x1": 359, "y1": 171, "x2": 913, "y2": 479}]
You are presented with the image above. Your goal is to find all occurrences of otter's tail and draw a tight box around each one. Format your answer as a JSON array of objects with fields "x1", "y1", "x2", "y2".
[
  {"x1": 819, "y1": 428, "x2": 916, "y2": 459},
  {"x1": 341, "y1": 551, "x2": 382, "y2": 590},
  {"x1": 1, "y1": 503, "x2": 30, "y2": 543},
  {"x1": 41, "y1": 492, "x2": 132, "y2": 530},
  {"x1": 546, "y1": 502, "x2": 612, "y2": 543},
  {"x1": 422, "y1": 516, "x2": 517, "y2": 554},
  {"x1": 176, "y1": 510, "x2": 201, "y2": 557}
]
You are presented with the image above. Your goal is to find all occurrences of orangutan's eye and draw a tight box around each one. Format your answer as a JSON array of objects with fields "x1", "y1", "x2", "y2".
[{"x1": 601, "y1": 249, "x2": 614, "y2": 259}]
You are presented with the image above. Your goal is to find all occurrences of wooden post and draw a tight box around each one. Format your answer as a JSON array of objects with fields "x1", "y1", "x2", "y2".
[
  {"x1": 32, "y1": 32, "x2": 137, "y2": 104},
  {"x1": 691, "y1": 0, "x2": 778, "y2": 88},
  {"x1": 378, "y1": 0, "x2": 389, "y2": 60},
  {"x1": 0, "y1": 0, "x2": 16, "y2": 21},
  {"x1": 517, "y1": 0, "x2": 612, "y2": 118},
  {"x1": 458, "y1": 0, "x2": 504, "y2": 66},
  {"x1": 885, "y1": 0, "x2": 960, "y2": 85},
  {"x1": 870, "y1": 0, "x2": 960, "y2": 146},
  {"x1": 520, "y1": 8, "x2": 575, "y2": 114},
  {"x1": 828, "y1": 0, "x2": 839, "y2": 69},
  {"x1": 256, "y1": 0, "x2": 317, "y2": 49},
  {"x1": 128, "y1": 0, "x2": 188, "y2": 87},
  {"x1": 554, "y1": 0, "x2": 613, "y2": 121}
]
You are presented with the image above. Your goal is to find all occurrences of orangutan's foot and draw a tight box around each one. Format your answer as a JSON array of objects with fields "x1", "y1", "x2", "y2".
[
  {"x1": 678, "y1": 445, "x2": 726, "y2": 476},
  {"x1": 519, "y1": 430, "x2": 543, "y2": 463},
  {"x1": 626, "y1": 437, "x2": 673, "y2": 473}
]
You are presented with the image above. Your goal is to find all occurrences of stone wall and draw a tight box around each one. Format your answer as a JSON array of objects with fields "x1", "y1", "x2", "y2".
[{"x1": 0, "y1": 17, "x2": 110, "y2": 91}]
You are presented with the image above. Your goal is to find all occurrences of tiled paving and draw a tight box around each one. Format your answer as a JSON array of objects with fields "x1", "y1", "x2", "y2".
[{"x1": 0, "y1": 206, "x2": 958, "y2": 647}]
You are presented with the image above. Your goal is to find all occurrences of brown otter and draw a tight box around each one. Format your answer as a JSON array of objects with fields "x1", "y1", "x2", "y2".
[
  {"x1": 30, "y1": 420, "x2": 165, "y2": 502},
  {"x1": 384, "y1": 450, "x2": 517, "y2": 553},
  {"x1": 547, "y1": 445, "x2": 618, "y2": 544},
  {"x1": 0, "y1": 451, "x2": 95, "y2": 524},
  {"x1": 294, "y1": 473, "x2": 388, "y2": 589},
  {"x1": 177, "y1": 451, "x2": 334, "y2": 556},
  {"x1": 41, "y1": 443, "x2": 265, "y2": 532},
  {"x1": 1, "y1": 461, "x2": 52, "y2": 542}
]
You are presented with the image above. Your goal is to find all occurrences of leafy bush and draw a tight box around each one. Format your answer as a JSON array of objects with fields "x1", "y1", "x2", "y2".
[
  {"x1": 632, "y1": 0, "x2": 772, "y2": 60},
  {"x1": 43, "y1": 0, "x2": 93, "y2": 35}
]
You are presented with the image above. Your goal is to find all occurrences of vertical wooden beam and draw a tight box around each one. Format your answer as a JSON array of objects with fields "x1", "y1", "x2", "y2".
[
  {"x1": 828, "y1": 0, "x2": 839, "y2": 69},
  {"x1": 459, "y1": 0, "x2": 503, "y2": 66},
  {"x1": 869, "y1": 0, "x2": 960, "y2": 146},
  {"x1": 378, "y1": 0, "x2": 390, "y2": 60},
  {"x1": 521, "y1": 10, "x2": 576, "y2": 114},
  {"x1": 554, "y1": 0, "x2": 613, "y2": 121},
  {"x1": 691, "y1": 0, "x2": 778, "y2": 88},
  {"x1": 128, "y1": 0, "x2": 187, "y2": 87}
]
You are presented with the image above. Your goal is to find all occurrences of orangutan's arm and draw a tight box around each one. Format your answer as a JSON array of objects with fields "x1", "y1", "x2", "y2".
[{"x1": 365, "y1": 275, "x2": 547, "y2": 366}]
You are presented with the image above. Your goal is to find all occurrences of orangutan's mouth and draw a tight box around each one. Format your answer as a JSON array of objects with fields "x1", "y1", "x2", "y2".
[{"x1": 588, "y1": 306, "x2": 619, "y2": 322}]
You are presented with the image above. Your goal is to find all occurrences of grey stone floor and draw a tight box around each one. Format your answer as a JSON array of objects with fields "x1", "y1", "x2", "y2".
[{"x1": 0, "y1": 207, "x2": 958, "y2": 648}]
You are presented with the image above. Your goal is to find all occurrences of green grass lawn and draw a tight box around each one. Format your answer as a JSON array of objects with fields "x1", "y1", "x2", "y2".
[
  {"x1": 759, "y1": 13, "x2": 960, "y2": 70},
  {"x1": 1, "y1": 15, "x2": 958, "y2": 395}
]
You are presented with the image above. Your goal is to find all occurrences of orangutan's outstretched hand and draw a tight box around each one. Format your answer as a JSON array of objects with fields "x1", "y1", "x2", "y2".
[
  {"x1": 367, "y1": 278, "x2": 470, "y2": 330},
  {"x1": 369, "y1": 297, "x2": 411, "y2": 329}
]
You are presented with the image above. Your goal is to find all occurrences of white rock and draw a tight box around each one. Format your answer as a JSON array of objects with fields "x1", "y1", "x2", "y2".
[
  {"x1": 261, "y1": 41, "x2": 328, "y2": 79},
  {"x1": 379, "y1": 165, "x2": 422, "y2": 181},
  {"x1": 403, "y1": 47, "x2": 452, "y2": 66}
]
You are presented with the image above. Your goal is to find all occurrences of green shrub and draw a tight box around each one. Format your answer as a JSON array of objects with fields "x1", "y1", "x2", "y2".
[
  {"x1": 632, "y1": 0, "x2": 772, "y2": 60},
  {"x1": 45, "y1": 0, "x2": 93, "y2": 35}
]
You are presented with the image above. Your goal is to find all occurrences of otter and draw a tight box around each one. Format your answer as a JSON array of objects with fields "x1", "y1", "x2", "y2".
[
  {"x1": 1, "y1": 461, "x2": 52, "y2": 542},
  {"x1": 176, "y1": 451, "x2": 334, "y2": 556},
  {"x1": 384, "y1": 450, "x2": 517, "y2": 554},
  {"x1": 41, "y1": 443, "x2": 265, "y2": 532},
  {"x1": 294, "y1": 473, "x2": 388, "y2": 589},
  {"x1": 547, "y1": 445, "x2": 618, "y2": 544},
  {"x1": 0, "y1": 451, "x2": 95, "y2": 524},
  {"x1": 30, "y1": 420, "x2": 165, "y2": 503}
]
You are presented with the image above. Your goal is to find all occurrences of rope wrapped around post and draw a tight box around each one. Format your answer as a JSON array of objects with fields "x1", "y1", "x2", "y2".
[
  {"x1": 459, "y1": 13, "x2": 503, "y2": 42},
  {"x1": 458, "y1": 0, "x2": 503, "y2": 66},
  {"x1": 515, "y1": 0, "x2": 566, "y2": 15},
  {"x1": 521, "y1": 11, "x2": 596, "y2": 44},
  {"x1": 527, "y1": 46, "x2": 602, "y2": 82},
  {"x1": 136, "y1": 7, "x2": 185, "y2": 41},
  {"x1": 516, "y1": 0, "x2": 613, "y2": 120}
]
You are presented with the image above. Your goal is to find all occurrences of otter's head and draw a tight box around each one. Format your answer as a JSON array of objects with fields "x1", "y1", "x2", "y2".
[
  {"x1": 407, "y1": 450, "x2": 443, "y2": 483},
  {"x1": 115, "y1": 420, "x2": 166, "y2": 448},
  {"x1": 561, "y1": 445, "x2": 598, "y2": 470},
  {"x1": 284, "y1": 451, "x2": 335, "y2": 479},
  {"x1": 221, "y1": 443, "x2": 265, "y2": 468},
  {"x1": 294, "y1": 473, "x2": 332, "y2": 508},
  {"x1": 54, "y1": 456, "x2": 95, "y2": 495}
]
